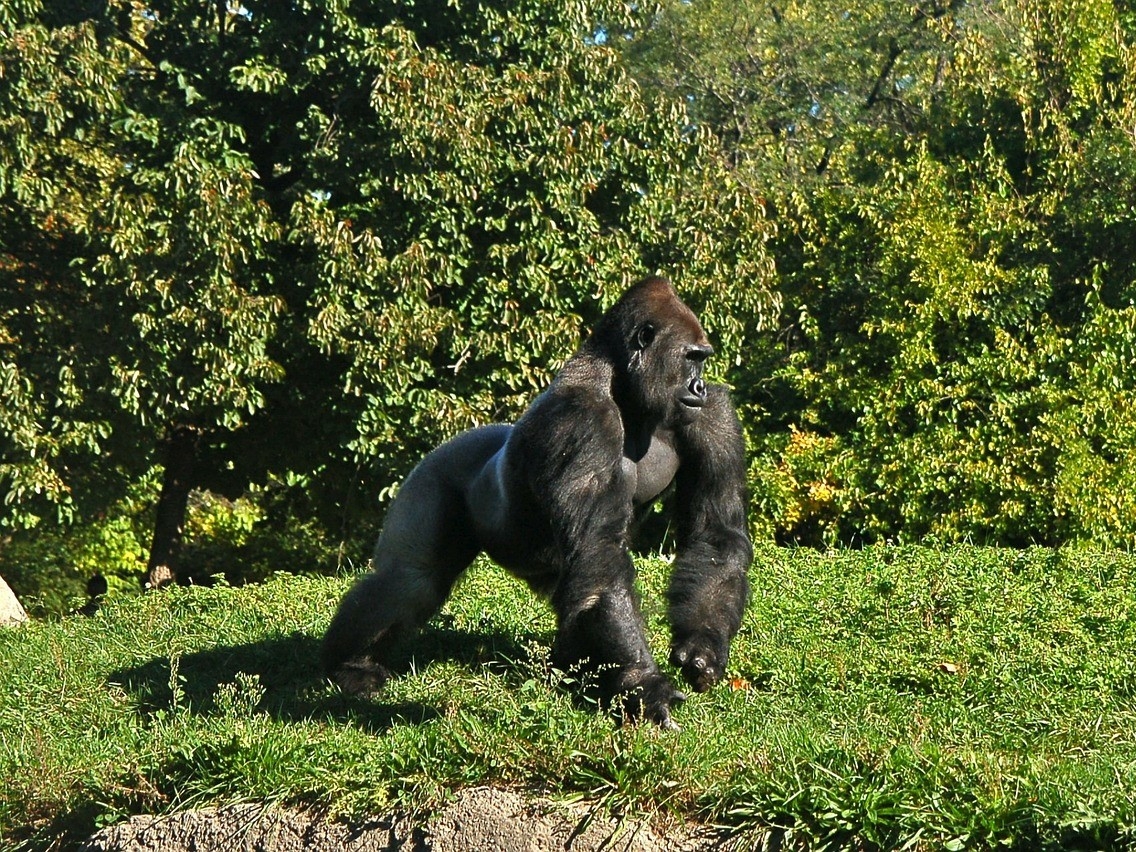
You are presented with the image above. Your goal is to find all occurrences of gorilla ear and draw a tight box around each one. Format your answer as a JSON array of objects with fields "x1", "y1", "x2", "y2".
[{"x1": 635, "y1": 323, "x2": 656, "y2": 351}]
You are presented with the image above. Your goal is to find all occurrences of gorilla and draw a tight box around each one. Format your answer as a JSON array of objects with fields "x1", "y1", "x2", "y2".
[{"x1": 322, "y1": 276, "x2": 752, "y2": 727}]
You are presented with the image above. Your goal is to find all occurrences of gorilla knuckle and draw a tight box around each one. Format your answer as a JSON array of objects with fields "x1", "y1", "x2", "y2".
[
  {"x1": 613, "y1": 671, "x2": 686, "y2": 728},
  {"x1": 332, "y1": 660, "x2": 390, "y2": 697},
  {"x1": 671, "y1": 633, "x2": 729, "y2": 693}
]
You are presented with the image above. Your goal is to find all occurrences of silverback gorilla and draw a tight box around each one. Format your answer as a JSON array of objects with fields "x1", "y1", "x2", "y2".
[{"x1": 322, "y1": 276, "x2": 752, "y2": 727}]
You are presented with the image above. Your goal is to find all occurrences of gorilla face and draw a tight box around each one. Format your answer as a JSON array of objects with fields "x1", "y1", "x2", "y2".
[{"x1": 629, "y1": 306, "x2": 713, "y2": 421}]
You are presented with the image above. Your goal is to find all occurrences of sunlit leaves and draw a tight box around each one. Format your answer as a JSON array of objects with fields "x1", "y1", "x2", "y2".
[
  {"x1": 1, "y1": 0, "x2": 284, "y2": 526},
  {"x1": 85, "y1": 131, "x2": 284, "y2": 430},
  {"x1": 1, "y1": 0, "x2": 781, "y2": 539},
  {"x1": 293, "y1": 5, "x2": 778, "y2": 481},
  {"x1": 629, "y1": 0, "x2": 1136, "y2": 547}
]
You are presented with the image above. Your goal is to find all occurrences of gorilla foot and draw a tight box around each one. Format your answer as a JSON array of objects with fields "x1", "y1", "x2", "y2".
[
  {"x1": 610, "y1": 671, "x2": 686, "y2": 730},
  {"x1": 670, "y1": 635, "x2": 728, "y2": 693},
  {"x1": 329, "y1": 658, "x2": 391, "y2": 696}
]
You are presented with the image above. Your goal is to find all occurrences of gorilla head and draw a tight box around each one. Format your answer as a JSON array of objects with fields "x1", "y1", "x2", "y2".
[{"x1": 592, "y1": 276, "x2": 715, "y2": 422}]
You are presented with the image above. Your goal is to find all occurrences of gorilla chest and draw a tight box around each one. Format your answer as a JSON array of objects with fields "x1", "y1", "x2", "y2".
[{"x1": 621, "y1": 434, "x2": 679, "y2": 506}]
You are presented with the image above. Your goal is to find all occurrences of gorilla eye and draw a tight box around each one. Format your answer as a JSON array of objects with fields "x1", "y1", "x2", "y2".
[{"x1": 635, "y1": 323, "x2": 656, "y2": 350}]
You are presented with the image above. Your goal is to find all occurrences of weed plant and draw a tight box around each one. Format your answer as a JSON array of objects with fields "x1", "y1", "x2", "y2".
[{"x1": 1, "y1": 545, "x2": 1134, "y2": 850}]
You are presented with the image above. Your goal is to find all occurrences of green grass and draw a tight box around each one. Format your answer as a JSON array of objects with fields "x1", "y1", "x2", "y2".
[{"x1": 2, "y1": 545, "x2": 1135, "y2": 850}]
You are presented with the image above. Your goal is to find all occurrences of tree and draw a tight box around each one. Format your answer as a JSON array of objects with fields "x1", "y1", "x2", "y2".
[
  {"x1": 1, "y1": 0, "x2": 778, "y2": 590},
  {"x1": 621, "y1": 0, "x2": 965, "y2": 174},
  {"x1": 2, "y1": 2, "x2": 284, "y2": 588},
  {"x1": 1, "y1": 4, "x2": 134, "y2": 528},
  {"x1": 622, "y1": 0, "x2": 1136, "y2": 547}
]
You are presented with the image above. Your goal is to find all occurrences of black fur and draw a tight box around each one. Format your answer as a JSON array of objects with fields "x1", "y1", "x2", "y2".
[{"x1": 321, "y1": 276, "x2": 752, "y2": 727}]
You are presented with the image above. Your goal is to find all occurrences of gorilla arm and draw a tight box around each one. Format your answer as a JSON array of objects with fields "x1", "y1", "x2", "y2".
[
  {"x1": 667, "y1": 384, "x2": 753, "y2": 693},
  {"x1": 511, "y1": 380, "x2": 686, "y2": 728}
]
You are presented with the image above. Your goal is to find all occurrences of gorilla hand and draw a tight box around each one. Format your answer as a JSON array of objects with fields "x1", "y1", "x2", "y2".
[
  {"x1": 615, "y1": 670, "x2": 687, "y2": 730},
  {"x1": 670, "y1": 631, "x2": 730, "y2": 693}
]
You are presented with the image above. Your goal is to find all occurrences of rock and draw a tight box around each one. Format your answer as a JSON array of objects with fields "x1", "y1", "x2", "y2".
[
  {"x1": 426, "y1": 786, "x2": 714, "y2": 851},
  {"x1": 0, "y1": 575, "x2": 27, "y2": 626},
  {"x1": 78, "y1": 787, "x2": 735, "y2": 852},
  {"x1": 77, "y1": 802, "x2": 408, "y2": 852}
]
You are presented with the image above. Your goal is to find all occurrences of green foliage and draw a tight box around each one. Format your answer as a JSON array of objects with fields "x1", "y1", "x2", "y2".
[
  {"x1": 0, "y1": 11, "x2": 134, "y2": 527},
  {"x1": 8, "y1": 0, "x2": 1136, "y2": 598},
  {"x1": 0, "y1": 478, "x2": 153, "y2": 615},
  {"x1": 0, "y1": 478, "x2": 341, "y2": 614},
  {"x1": 1, "y1": 0, "x2": 776, "y2": 576},
  {"x1": 749, "y1": 426, "x2": 846, "y2": 545},
  {"x1": 177, "y1": 485, "x2": 344, "y2": 585},
  {"x1": 2, "y1": 547, "x2": 1134, "y2": 850},
  {"x1": 625, "y1": 0, "x2": 1136, "y2": 547},
  {"x1": 283, "y1": 0, "x2": 777, "y2": 489}
]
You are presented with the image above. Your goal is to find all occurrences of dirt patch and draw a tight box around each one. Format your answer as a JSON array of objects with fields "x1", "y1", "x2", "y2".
[{"x1": 78, "y1": 787, "x2": 742, "y2": 851}]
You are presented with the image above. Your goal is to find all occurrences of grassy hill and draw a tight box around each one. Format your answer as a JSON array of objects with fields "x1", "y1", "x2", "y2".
[{"x1": 1, "y1": 545, "x2": 1134, "y2": 851}]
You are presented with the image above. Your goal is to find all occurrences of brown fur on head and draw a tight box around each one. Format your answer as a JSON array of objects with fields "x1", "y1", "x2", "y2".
[
  {"x1": 588, "y1": 277, "x2": 713, "y2": 420},
  {"x1": 591, "y1": 277, "x2": 708, "y2": 356}
]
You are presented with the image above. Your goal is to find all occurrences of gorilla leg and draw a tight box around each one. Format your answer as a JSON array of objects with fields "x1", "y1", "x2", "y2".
[
  {"x1": 321, "y1": 461, "x2": 480, "y2": 695},
  {"x1": 668, "y1": 386, "x2": 753, "y2": 692},
  {"x1": 321, "y1": 556, "x2": 473, "y2": 694}
]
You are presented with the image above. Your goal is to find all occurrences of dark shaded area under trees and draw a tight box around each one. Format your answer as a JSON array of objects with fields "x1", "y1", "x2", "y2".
[{"x1": 3, "y1": 0, "x2": 1136, "y2": 609}]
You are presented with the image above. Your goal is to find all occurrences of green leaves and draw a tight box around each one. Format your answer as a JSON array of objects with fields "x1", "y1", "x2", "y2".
[
  {"x1": 626, "y1": 0, "x2": 1136, "y2": 548},
  {"x1": 0, "y1": 0, "x2": 780, "y2": 542},
  {"x1": 7, "y1": 0, "x2": 1135, "y2": 552}
]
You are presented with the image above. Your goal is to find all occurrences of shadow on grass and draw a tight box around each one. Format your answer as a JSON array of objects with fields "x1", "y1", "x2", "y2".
[{"x1": 108, "y1": 616, "x2": 545, "y2": 735}]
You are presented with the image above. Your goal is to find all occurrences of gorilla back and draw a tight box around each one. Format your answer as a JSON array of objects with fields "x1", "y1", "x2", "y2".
[{"x1": 322, "y1": 276, "x2": 752, "y2": 727}]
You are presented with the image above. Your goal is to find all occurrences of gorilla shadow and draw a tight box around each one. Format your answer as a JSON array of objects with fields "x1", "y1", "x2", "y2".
[{"x1": 107, "y1": 620, "x2": 541, "y2": 735}]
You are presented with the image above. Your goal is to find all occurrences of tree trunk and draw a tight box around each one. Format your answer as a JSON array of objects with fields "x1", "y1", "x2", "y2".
[{"x1": 145, "y1": 425, "x2": 200, "y2": 590}]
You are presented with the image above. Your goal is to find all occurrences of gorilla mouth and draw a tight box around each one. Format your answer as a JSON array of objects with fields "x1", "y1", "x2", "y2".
[{"x1": 680, "y1": 378, "x2": 707, "y2": 408}]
